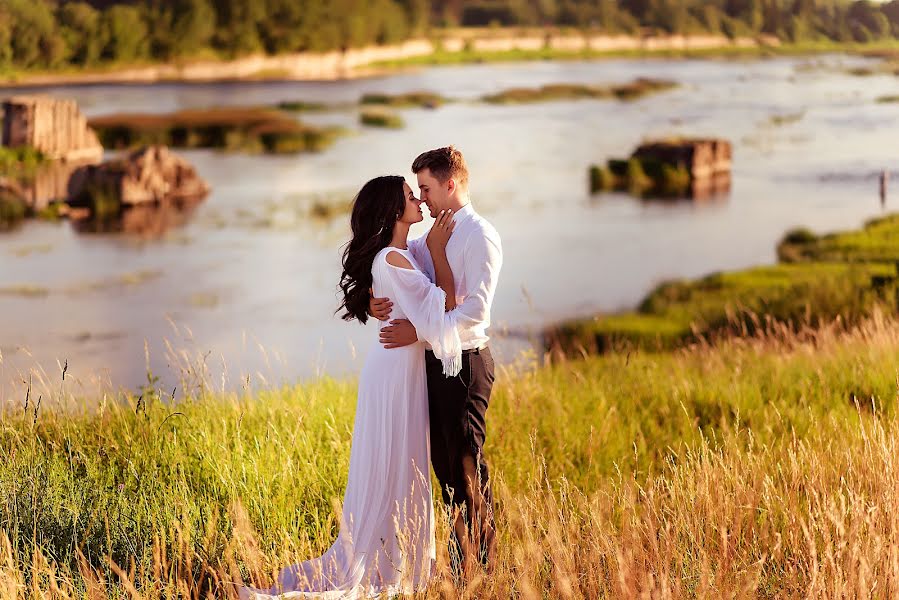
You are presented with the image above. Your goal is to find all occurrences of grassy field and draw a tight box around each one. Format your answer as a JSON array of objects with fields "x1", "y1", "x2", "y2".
[
  {"x1": 548, "y1": 215, "x2": 899, "y2": 356},
  {"x1": 3, "y1": 311, "x2": 899, "y2": 597}
]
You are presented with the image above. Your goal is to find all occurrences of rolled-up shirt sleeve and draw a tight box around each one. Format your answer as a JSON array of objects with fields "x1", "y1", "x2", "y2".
[
  {"x1": 448, "y1": 229, "x2": 502, "y2": 330},
  {"x1": 383, "y1": 253, "x2": 462, "y2": 376}
]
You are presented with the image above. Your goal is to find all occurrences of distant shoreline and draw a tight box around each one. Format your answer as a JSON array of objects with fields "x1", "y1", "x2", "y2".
[{"x1": 2, "y1": 31, "x2": 895, "y2": 89}]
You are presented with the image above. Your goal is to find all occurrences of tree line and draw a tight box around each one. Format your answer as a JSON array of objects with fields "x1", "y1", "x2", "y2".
[{"x1": 2, "y1": 0, "x2": 898, "y2": 71}]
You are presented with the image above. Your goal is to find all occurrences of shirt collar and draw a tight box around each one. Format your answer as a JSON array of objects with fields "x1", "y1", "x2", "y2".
[{"x1": 453, "y1": 203, "x2": 476, "y2": 225}]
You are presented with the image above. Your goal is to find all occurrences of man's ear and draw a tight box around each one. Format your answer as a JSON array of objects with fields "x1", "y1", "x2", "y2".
[{"x1": 447, "y1": 177, "x2": 456, "y2": 196}]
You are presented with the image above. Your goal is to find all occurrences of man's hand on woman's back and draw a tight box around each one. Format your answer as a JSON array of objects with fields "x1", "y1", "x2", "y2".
[{"x1": 368, "y1": 288, "x2": 392, "y2": 321}]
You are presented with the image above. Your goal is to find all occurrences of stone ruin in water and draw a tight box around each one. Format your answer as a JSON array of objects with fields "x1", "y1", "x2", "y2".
[
  {"x1": 1, "y1": 95, "x2": 209, "y2": 230},
  {"x1": 2, "y1": 95, "x2": 104, "y2": 163}
]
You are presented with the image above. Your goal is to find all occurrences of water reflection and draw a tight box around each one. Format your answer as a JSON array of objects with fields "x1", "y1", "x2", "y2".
[
  {"x1": 12, "y1": 160, "x2": 89, "y2": 210},
  {"x1": 636, "y1": 173, "x2": 732, "y2": 202},
  {"x1": 2, "y1": 149, "x2": 209, "y2": 238},
  {"x1": 70, "y1": 196, "x2": 205, "y2": 237}
]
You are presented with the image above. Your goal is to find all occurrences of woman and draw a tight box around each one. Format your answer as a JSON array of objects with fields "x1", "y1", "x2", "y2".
[{"x1": 241, "y1": 175, "x2": 461, "y2": 599}]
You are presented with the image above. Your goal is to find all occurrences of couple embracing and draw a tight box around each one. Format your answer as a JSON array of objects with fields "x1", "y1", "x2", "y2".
[{"x1": 242, "y1": 146, "x2": 502, "y2": 598}]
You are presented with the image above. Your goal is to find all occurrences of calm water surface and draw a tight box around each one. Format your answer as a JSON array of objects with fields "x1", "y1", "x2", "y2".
[{"x1": 2, "y1": 55, "x2": 897, "y2": 401}]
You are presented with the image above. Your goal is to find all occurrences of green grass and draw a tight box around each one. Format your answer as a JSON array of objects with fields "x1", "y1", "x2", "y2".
[
  {"x1": 846, "y1": 61, "x2": 899, "y2": 76},
  {"x1": 778, "y1": 214, "x2": 899, "y2": 263},
  {"x1": 766, "y1": 110, "x2": 805, "y2": 126},
  {"x1": 359, "y1": 91, "x2": 447, "y2": 108},
  {"x1": 550, "y1": 213, "x2": 899, "y2": 356},
  {"x1": 0, "y1": 193, "x2": 27, "y2": 230},
  {"x1": 0, "y1": 148, "x2": 48, "y2": 228},
  {"x1": 482, "y1": 78, "x2": 677, "y2": 104},
  {"x1": 359, "y1": 108, "x2": 405, "y2": 129},
  {"x1": 371, "y1": 39, "x2": 899, "y2": 70},
  {"x1": 88, "y1": 108, "x2": 343, "y2": 155},
  {"x1": 590, "y1": 156, "x2": 692, "y2": 197},
  {"x1": 547, "y1": 261, "x2": 895, "y2": 355},
  {"x1": 5, "y1": 315, "x2": 899, "y2": 596},
  {"x1": 0, "y1": 146, "x2": 46, "y2": 178},
  {"x1": 275, "y1": 100, "x2": 328, "y2": 112}
]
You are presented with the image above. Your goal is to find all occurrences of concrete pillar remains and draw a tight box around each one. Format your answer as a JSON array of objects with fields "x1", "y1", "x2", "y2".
[{"x1": 2, "y1": 95, "x2": 104, "y2": 163}]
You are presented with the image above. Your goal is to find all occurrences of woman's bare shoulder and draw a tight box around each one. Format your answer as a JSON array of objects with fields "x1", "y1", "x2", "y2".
[{"x1": 385, "y1": 249, "x2": 414, "y2": 270}]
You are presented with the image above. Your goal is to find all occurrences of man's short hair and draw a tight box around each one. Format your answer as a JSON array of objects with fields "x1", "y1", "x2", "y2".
[{"x1": 411, "y1": 146, "x2": 469, "y2": 189}]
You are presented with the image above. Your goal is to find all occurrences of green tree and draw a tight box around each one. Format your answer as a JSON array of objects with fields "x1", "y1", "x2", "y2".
[
  {"x1": 620, "y1": 0, "x2": 652, "y2": 21},
  {"x1": 648, "y1": 0, "x2": 691, "y2": 33},
  {"x1": 760, "y1": 0, "x2": 782, "y2": 36},
  {"x1": 211, "y1": 0, "x2": 265, "y2": 56},
  {"x1": 102, "y1": 5, "x2": 149, "y2": 62},
  {"x1": 58, "y1": 2, "x2": 102, "y2": 66},
  {"x1": 170, "y1": 0, "x2": 216, "y2": 56},
  {"x1": 373, "y1": 0, "x2": 412, "y2": 44},
  {"x1": 258, "y1": 0, "x2": 304, "y2": 53},
  {"x1": 536, "y1": 0, "x2": 559, "y2": 25},
  {"x1": 847, "y1": 1, "x2": 889, "y2": 40},
  {"x1": 791, "y1": 0, "x2": 816, "y2": 20},
  {"x1": 397, "y1": 0, "x2": 431, "y2": 33},
  {"x1": 0, "y1": 8, "x2": 13, "y2": 69},
  {"x1": 883, "y1": 0, "x2": 899, "y2": 35},
  {"x1": 693, "y1": 3, "x2": 724, "y2": 34},
  {"x1": 725, "y1": 0, "x2": 763, "y2": 31},
  {"x1": 2, "y1": 0, "x2": 62, "y2": 68},
  {"x1": 297, "y1": 1, "x2": 343, "y2": 52}
]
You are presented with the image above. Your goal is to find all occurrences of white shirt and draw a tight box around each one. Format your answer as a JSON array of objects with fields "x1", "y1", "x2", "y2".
[{"x1": 408, "y1": 203, "x2": 503, "y2": 350}]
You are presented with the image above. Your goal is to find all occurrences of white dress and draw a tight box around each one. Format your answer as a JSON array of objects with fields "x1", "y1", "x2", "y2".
[{"x1": 242, "y1": 247, "x2": 462, "y2": 599}]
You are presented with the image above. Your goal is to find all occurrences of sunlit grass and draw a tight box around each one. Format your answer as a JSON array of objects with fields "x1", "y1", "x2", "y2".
[
  {"x1": 552, "y1": 215, "x2": 899, "y2": 355},
  {"x1": 88, "y1": 108, "x2": 343, "y2": 155},
  {"x1": 359, "y1": 108, "x2": 405, "y2": 129},
  {"x1": 4, "y1": 313, "x2": 899, "y2": 596},
  {"x1": 371, "y1": 39, "x2": 899, "y2": 70},
  {"x1": 779, "y1": 214, "x2": 899, "y2": 263},
  {"x1": 548, "y1": 261, "x2": 894, "y2": 354}
]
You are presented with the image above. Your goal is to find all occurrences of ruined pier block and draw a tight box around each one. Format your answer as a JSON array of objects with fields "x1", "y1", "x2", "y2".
[{"x1": 2, "y1": 95, "x2": 104, "y2": 162}]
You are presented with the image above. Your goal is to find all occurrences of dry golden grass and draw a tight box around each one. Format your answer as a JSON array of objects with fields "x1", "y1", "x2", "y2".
[{"x1": 4, "y1": 313, "x2": 899, "y2": 598}]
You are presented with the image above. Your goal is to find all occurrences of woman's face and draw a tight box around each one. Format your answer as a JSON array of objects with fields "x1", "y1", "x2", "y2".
[{"x1": 399, "y1": 182, "x2": 424, "y2": 225}]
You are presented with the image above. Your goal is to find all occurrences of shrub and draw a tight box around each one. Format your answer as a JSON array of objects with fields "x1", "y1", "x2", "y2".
[
  {"x1": 588, "y1": 164, "x2": 617, "y2": 193},
  {"x1": 360, "y1": 108, "x2": 404, "y2": 129}
]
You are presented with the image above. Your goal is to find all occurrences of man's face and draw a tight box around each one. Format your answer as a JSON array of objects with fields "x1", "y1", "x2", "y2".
[{"x1": 416, "y1": 168, "x2": 449, "y2": 218}]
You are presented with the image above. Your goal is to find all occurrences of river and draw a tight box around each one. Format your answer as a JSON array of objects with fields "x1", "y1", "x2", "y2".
[{"x1": 1, "y1": 54, "x2": 896, "y2": 402}]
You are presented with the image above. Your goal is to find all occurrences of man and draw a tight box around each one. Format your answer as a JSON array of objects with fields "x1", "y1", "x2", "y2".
[{"x1": 369, "y1": 146, "x2": 503, "y2": 574}]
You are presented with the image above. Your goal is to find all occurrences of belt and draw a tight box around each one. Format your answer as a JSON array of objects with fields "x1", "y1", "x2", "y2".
[{"x1": 426, "y1": 345, "x2": 486, "y2": 356}]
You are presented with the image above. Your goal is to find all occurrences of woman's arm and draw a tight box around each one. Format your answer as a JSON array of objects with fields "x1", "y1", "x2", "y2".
[
  {"x1": 426, "y1": 210, "x2": 457, "y2": 311},
  {"x1": 383, "y1": 249, "x2": 462, "y2": 376},
  {"x1": 431, "y1": 250, "x2": 456, "y2": 311}
]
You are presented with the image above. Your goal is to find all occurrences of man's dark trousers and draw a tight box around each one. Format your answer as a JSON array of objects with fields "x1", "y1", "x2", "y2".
[{"x1": 425, "y1": 346, "x2": 496, "y2": 568}]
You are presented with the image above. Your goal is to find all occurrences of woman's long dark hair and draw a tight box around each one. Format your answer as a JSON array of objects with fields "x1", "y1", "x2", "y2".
[{"x1": 338, "y1": 175, "x2": 406, "y2": 323}]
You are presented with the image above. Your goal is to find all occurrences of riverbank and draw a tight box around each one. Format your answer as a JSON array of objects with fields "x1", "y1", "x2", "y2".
[
  {"x1": 3, "y1": 308, "x2": 899, "y2": 596},
  {"x1": 2, "y1": 30, "x2": 898, "y2": 88},
  {"x1": 547, "y1": 214, "x2": 899, "y2": 356}
]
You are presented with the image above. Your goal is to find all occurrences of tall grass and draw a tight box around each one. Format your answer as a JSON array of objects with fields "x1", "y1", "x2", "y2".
[{"x1": 3, "y1": 313, "x2": 899, "y2": 597}]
